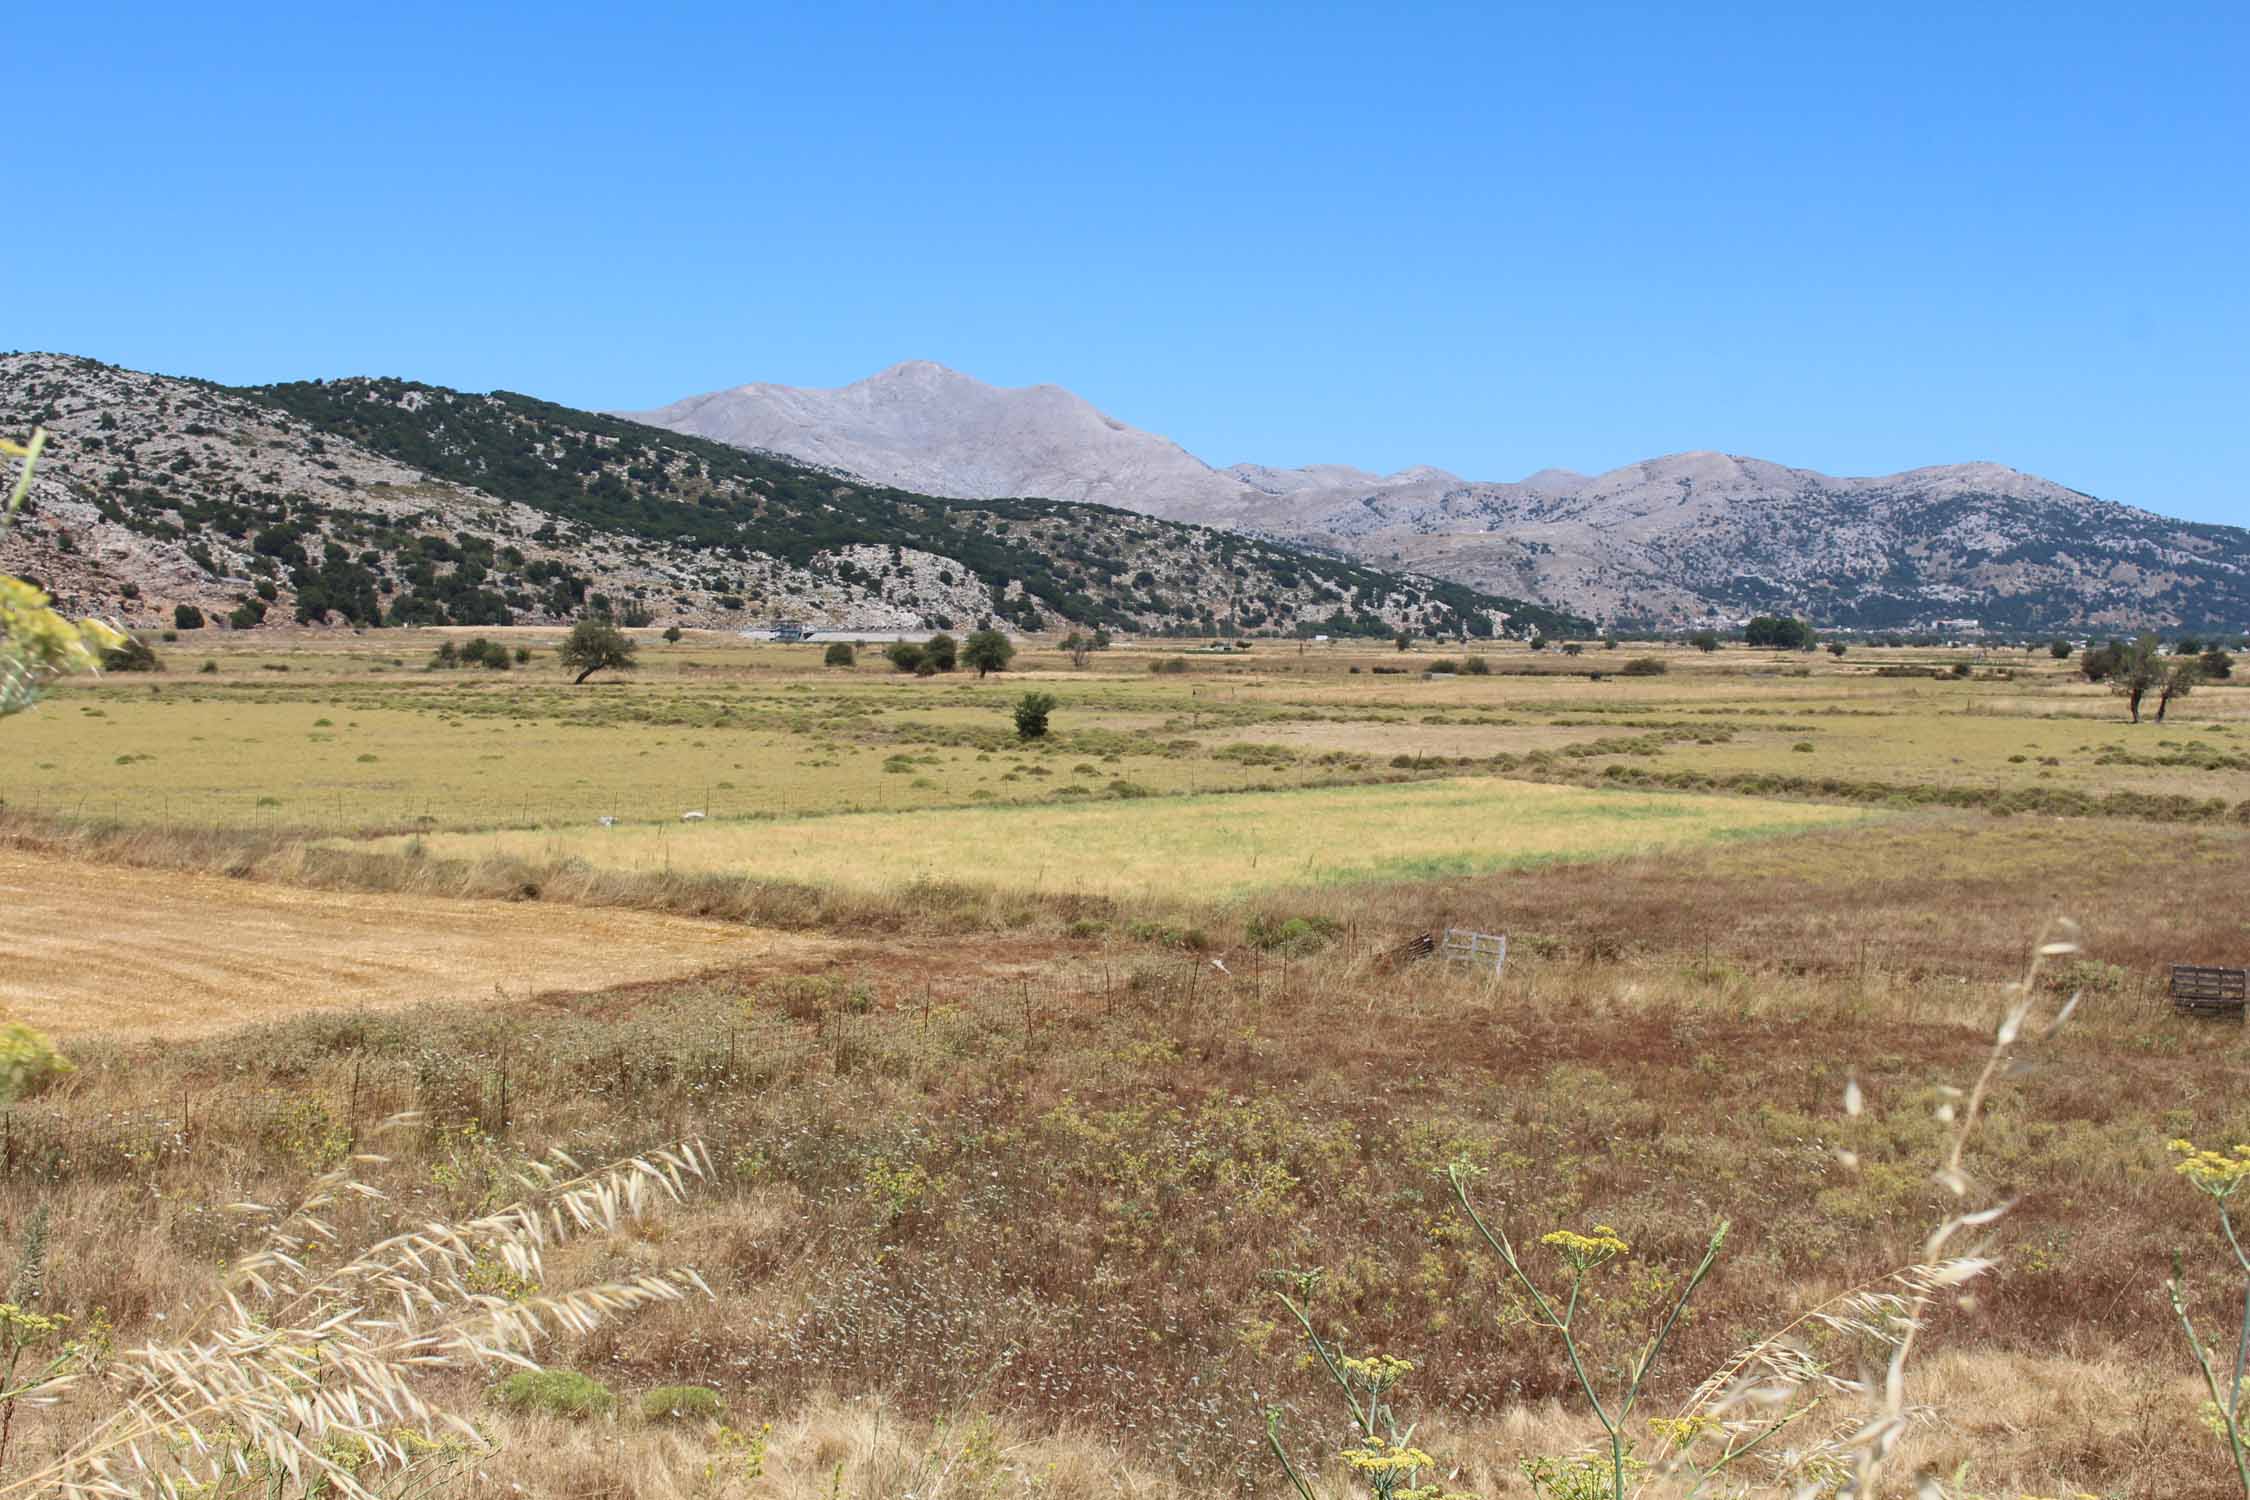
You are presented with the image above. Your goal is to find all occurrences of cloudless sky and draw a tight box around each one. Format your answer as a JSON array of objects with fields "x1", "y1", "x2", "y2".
[{"x1": 12, "y1": 2, "x2": 2247, "y2": 523}]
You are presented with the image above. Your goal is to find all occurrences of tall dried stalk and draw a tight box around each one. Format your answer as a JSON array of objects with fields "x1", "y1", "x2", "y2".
[
  {"x1": 1, "y1": 1126, "x2": 712, "y2": 1499},
  {"x1": 1648, "y1": 921, "x2": 2083, "y2": 1497}
]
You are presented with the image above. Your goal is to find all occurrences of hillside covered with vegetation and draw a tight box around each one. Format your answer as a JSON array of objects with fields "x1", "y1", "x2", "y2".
[
  {"x1": 245, "y1": 376, "x2": 1584, "y2": 637},
  {"x1": 0, "y1": 352, "x2": 1585, "y2": 639}
]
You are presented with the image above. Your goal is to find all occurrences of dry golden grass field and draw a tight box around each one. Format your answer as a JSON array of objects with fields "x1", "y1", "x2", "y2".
[
  {"x1": 0, "y1": 846, "x2": 852, "y2": 1038},
  {"x1": 4, "y1": 628, "x2": 2250, "y2": 1499}
]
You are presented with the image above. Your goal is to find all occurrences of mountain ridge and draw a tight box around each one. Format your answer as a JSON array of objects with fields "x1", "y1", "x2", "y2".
[
  {"x1": 0, "y1": 351, "x2": 1582, "y2": 641},
  {"x1": 626, "y1": 362, "x2": 2247, "y2": 630}
]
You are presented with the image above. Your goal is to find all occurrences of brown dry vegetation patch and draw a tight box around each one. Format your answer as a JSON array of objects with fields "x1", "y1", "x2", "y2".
[
  {"x1": 1247, "y1": 812, "x2": 2250, "y2": 982},
  {"x1": 9, "y1": 900, "x2": 2250, "y2": 1495}
]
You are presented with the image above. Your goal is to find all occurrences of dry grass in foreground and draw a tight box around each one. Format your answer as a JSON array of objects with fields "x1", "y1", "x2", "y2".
[{"x1": 3, "y1": 876, "x2": 2247, "y2": 1495}]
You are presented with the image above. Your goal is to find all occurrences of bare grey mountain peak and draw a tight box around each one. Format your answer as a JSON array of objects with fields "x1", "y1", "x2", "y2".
[
  {"x1": 621, "y1": 363, "x2": 1245, "y2": 512},
  {"x1": 1517, "y1": 468, "x2": 1590, "y2": 495},
  {"x1": 622, "y1": 362, "x2": 2245, "y2": 630}
]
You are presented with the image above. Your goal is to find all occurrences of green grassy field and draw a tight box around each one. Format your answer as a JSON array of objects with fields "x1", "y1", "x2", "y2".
[{"x1": 373, "y1": 775, "x2": 1876, "y2": 897}]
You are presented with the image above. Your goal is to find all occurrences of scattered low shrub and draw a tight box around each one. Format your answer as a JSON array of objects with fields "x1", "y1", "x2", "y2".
[
  {"x1": 640, "y1": 1384, "x2": 723, "y2": 1423},
  {"x1": 1245, "y1": 913, "x2": 1341, "y2": 953},
  {"x1": 101, "y1": 635, "x2": 163, "y2": 672},
  {"x1": 490, "y1": 1369, "x2": 616, "y2": 1420}
]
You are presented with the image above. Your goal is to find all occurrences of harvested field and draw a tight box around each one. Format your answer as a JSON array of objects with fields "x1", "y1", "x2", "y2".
[{"x1": 0, "y1": 848, "x2": 843, "y2": 1037}]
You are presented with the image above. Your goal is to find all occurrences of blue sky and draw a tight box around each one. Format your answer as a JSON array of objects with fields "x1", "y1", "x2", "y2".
[{"x1": 13, "y1": 2, "x2": 2246, "y2": 523}]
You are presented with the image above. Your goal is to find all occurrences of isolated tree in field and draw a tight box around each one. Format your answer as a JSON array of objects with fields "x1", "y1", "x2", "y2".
[
  {"x1": 823, "y1": 641, "x2": 856, "y2": 668},
  {"x1": 1744, "y1": 615, "x2": 1814, "y2": 650},
  {"x1": 1690, "y1": 630, "x2": 1720, "y2": 653},
  {"x1": 1826, "y1": 641, "x2": 1847, "y2": 657},
  {"x1": 2110, "y1": 634, "x2": 2164, "y2": 721},
  {"x1": 2048, "y1": 637, "x2": 2072, "y2": 659},
  {"x1": 173, "y1": 603, "x2": 204, "y2": 630},
  {"x1": 1013, "y1": 691, "x2": 1057, "y2": 740},
  {"x1": 661, "y1": 625, "x2": 682, "y2": 643},
  {"x1": 2200, "y1": 648, "x2": 2233, "y2": 680},
  {"x1": 962, "y1": 628, "x2": 1014, "y2": 678},
  {"x1": 1061, "y1": 631, "x2": 1092, "y2": 668},
  {"x1": 1393, "y1": 632, "x2": 1412, "y2": 651},
  {"x1": 2080, "y1": 640, "x2": 2123, "y2": 681},
  {"x1": 884, "y1": 641, "x2": 924, "y2": 673},
  {"x1": 2154, "y1": 657, "x2": 2201, "y2": 723},
  {"x1": 921, "y1": 631, "x2": 959, "y2": 672},
  {"x1": 559, "y1": 617, "x2": 637, "y2": 684}
]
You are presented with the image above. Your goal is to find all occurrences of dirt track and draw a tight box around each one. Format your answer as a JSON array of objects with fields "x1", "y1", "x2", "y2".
[{"x1": 0, "y1": 849, "x2": 839, "y2": 1038}]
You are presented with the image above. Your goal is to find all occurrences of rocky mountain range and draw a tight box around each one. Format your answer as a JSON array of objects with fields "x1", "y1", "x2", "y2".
[
  {"x1": 628, "y1": 363, "x2": 2250, "y2": 632},
  {"x1": 0, "y1": 353, "x2": 1580, "y2": 640}
]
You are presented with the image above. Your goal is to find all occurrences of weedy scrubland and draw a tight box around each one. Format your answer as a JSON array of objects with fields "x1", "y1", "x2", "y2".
[
  {"x1": 1267, "y1": 929, "x2": 2091, "y2": 1500},
  {"x1": 2, "y1": 892, "x2": 2248, "y2": 1496}
]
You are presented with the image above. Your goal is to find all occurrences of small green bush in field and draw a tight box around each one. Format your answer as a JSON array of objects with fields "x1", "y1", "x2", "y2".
[
  {"x1": 1014, "y1": 691, "x2": 1058, "y2": 740},
  {"x1": 1245, "y1": 913, "x2": 1341, "y2": 953},
  {"x1": 0, "y1": 1022, "x2": 72, "y2": 1103},
  {"x1": 641, "y1": 1384, "x2": 723, "y2": 1423},
  {"x1": 490, "y1": 1369, "x2": 614, "y2": 1419}
]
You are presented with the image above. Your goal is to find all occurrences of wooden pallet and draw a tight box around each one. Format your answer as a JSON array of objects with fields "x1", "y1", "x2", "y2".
[
  {"x1": 1383, "y1": 931, "x2": 1436, "y2": 967},
  {"x1": 2171, "y1": 964, "x2": 2248, "y2": 1019}
]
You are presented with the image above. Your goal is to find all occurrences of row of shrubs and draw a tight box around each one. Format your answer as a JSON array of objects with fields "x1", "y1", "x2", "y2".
[
  {"x1": 430, "y1": 637, "x2": 529, "y2": 670},
  {"x1": 1596, "y1": 761, "x2": 2248, "y2": 822},
  {"x1": 1374, "y1": 727, "x2": 1730, "y2": 775}
]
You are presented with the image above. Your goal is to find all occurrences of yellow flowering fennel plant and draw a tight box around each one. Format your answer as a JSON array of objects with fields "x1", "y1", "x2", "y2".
[
  {"x1": 1, "y1": 430, "x2": 100, "y2": 1104},
  {"x1": 1266, "y1": 1276, "x2": 1475, "y2": 1500},
  {"x1": 2168, "y1": 1136, "x2": 2250, "y2": 1495},
  {"x1": 1444, "y1": 1180, "x2": 1742, "y2": 1500},
  {"x1": 2, "y1": 430, "x2": 124, "y2": 718}
]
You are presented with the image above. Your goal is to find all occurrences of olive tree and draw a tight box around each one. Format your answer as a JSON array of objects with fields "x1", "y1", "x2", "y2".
[
  {"x1": 2110, "y1": 634, "x2": 2164, "y2": 722},
  {"x1": 962, "y1": 628, "x2": 1015, "y2": 678},
  {"x1": 558, "y1": 617, "x2": 638, "y2": 684}
]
